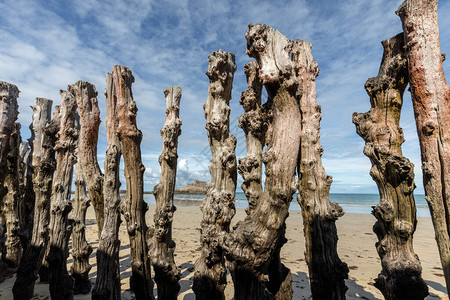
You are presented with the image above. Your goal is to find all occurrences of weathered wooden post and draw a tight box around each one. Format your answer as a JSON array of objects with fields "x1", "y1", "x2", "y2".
[
  {"x1": 13, "y1": 98, "x2": 57, "y2": 299},
  {"x1": 148, "y1": 86, "x2": 182, "y2": 300},
  {"x1": 397, "y1": 0, "x2": 450, "y2": 293},
  {"x1": 114, "y1": 65, "x2": 154, "y2": 300},
  {"x1": 192, "y1": 50, "x2": 237, "y2": 300},
  {"x1": 224, "y1": 24, "x2": 301, "y2": 300},
  {"x1": 46, "y1": 89, "x2": 79, "y2": 300},
  {"x1": 294, "y1": 39, "x2": 349, "y2": 299},
  {"x1": 69, "y1": 81, "x2": 104, "y2": 236},
  {"x1": 353, "y1": 33, "x2": 428, "y2": 299},
  {"x1": 69, "y1": 164, "x2": 92, "y2": 294},
  {"x1": 92, "y1": 71, "x2": 123, "y2": 300}
]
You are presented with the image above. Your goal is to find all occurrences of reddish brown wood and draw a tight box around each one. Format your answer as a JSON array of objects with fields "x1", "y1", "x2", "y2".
[
  {"x1": 69, "y1": 81, "x2": 104, "y2": 236},
  {"x1": 192, "y1": 50, "x2": 237, "y2": 300},
  {"x1": 114, "y1": 65, "x2": 154, "y2": 300},
  {"x1": 353, "y1": 33, "x2": 428, "y2": 299},
  {"x1": 148, "y1": 86, "x2": 182, "y2": 300},
  {"x1": 224, "y1": 24, "x2": 301, "y2": 300},
  {"x1": 397, "y1": 0, "x2": 450, "y2": 293}
]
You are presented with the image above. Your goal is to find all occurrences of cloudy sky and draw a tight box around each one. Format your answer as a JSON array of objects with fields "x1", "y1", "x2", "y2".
[{"x1": 1, "y1": 0, "x2": 449, "y2": 193}]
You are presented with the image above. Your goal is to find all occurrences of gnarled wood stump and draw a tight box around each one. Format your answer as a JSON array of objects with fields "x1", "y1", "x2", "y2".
[
  {"x1": 18, "y1": 141, "x2": 34, "y2": 252},
  {"x1": 92, "y1": 72, "x2": 123, "y2": 300},
  {"x1": 353, "y1": 33, "x2": 428, "y2": 300},
  {"x1": 69, "y1": 81, "x2": 104, "y2": 236},
  {"x1": 114, "y1": 65, "x2": 154, "y2": 300},
  {"x1": 193, "y1": 50, "x2": 237, "y2": 300},
  {"x1": 148, "y1": 86, "x2": 182, "y2": 300},
  {"x1": 70, "y1": 163, "x2": 92, "y2": 294},
  {"x1": 397, "y1": 0, "x2": 450, "y2": 293},
  {"x1": 224, "y1": 24, "x2": 301, "y2": 300},
  {"x1": 294, "y1": 40, "x2": 348, "y2": 299},
  {"x1": 0, "y1": 81, "x2": 19, "y2": 164},
  {"x1": 47, "y1": 89, "x2": 79, "y2": 300},
  {"x1": 13, "y1": 98, "x2": 56, "y2": 299}
]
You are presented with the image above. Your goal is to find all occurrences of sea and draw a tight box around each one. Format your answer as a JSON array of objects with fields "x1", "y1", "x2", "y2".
[{"x1": 144, "y1": 192, "x2": 431, "y2": 217}]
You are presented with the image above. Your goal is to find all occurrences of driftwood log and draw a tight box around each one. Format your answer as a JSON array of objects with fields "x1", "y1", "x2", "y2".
[
  {"x1": 353, "y1": 33, "x2": 428, "y2": 299},
  {"x1": 92, "y1": 72, "x2": 123, "y2": 300},
  {"x1": 70, "y1": 163, "x2": 92, "y2": 294},
  {"x1": 193, "y1": 50, "x2": 237, "y2": 300},
  {"x1": 397, "y1": 0, "x2": 450, "y2": 293},
  {"x1": 69, "y1": 81, "x2": 104, "y2": 236},
  {"x1": 148, "y1": 86, "x2": 182, "y2": 300},
  {"x1": 114, "y1": 65, "x2": 154, "y2": 300},
  {"x1": 224, "y1": 24, "x2": 301, "y2": 300},
  {"x1": 2, "y1": 123, "x2": 23, "y2": 267},
  {"x1": 237, "y1": 61, "x2": 266, "y2": 216},
  {"x1": 46, "y1": 89, "x2": 79, "y2": 300},
  {"x1": 293, "y1": 40, "x2": 349, "y2": 299},
  {"x1": 13, "y1": 98, "x2": 57, "y2": 299},
  {"x1": 18, "y1": 141, "x2": 34, "y2": 252}
]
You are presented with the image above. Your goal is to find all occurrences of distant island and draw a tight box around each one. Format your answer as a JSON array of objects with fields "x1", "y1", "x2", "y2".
[{"x1": 174, "y1": 181, "x2": 208, "y2": 195}]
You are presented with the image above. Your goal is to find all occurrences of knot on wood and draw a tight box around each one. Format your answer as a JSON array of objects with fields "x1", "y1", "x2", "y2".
[
  {"x1": 372, "y1": 202, "x2": 394, "y2": 223},
  {"x1": 422, "y1": 121, "x2": 436, "y2": 136}
]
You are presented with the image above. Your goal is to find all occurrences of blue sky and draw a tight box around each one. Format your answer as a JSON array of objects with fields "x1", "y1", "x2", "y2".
[{"x1": 1, "y1": 0, "x2": 449, "y2": 193}]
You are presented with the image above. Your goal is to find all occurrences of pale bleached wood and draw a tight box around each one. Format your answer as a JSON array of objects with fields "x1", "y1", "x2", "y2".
[
  {"x1": 353, "y1": 33, "x2": 428, "y2": 299},
  {"x1": 192, "y1": 50, "x2": 237, "y2": 300},
  {"x1": 397, "y1": 0, "x2": 450, "y2": 293}
]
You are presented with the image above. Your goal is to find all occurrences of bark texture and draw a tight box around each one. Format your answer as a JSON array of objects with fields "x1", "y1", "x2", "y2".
[
  {"x1": 397, "y1": 0, "x2": 450, "y2": 293},
  {"x1": 224, "y1": 24, "x2": 301, "y2": 300},
  {"x1": 70, "y1": 164, "x2": 92, "y2": 294},
  {"x1": 13, "y1": 98, "x2": 56, "y2": 299},
  {"x1": 2, "y1": 123, "x2": 23, "y2": 267},
  {"x1": 0, "y1": 81, "x2": 19, "y2": 164},
  {"x1": 69, "y1": 81, "x2": 104, "y2": 236},
  {"x1": 114, "y1": 65, "x2": 154, "y2": 300},
  {"x1": 148, "y1": 86, "x2": 182, "y2": 300},
  {"x1": 238, "y1": 61, "x2": 266, "y2": 216},
  {"x1": 353, "y1": 34, "x2": 428, "y2": 300},
  {"x1": 92, "y1": 72, "x2": 123, "y2": 300},
  {"x1": 19, "y1": 141, "x2": 34, "y2": 251},
  {"x1": 47, "y1": 89, "x2": 79, "y2": 300},
  {"x1": 192, "y1": 50, "x2": 237, "y2": 300},
  {"x1": 293, "y1": 40, "x2": 349, "y2": 299}
]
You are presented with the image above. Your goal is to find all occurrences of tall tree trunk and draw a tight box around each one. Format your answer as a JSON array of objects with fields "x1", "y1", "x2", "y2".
[
  {"x1": 13, "y1": 98, "x2": 57, "y2": 299},
  {"x1": 148, "y1": 86, "x2": 182, "y2": 300},
  {"x1": 224, "y1": 24, "x2": 301, "y2": 300},
  {"x1": 92, "y1": 71, "x2": 123, "y2": 300},
  {"x1": 293, "y1": 40, "x2": 349, "y2": 299},
  {"x1": 47, "y1": 89, "x2": 79, "y2": 300},
  {"x1": 70, "y1": 164, "x2": 92, "y2": 294},
  {"x1": 397, "y1": 0, "x2": 450, "y2": 293},
  {"x1": 114, "y1": 65, "x2": 154, "y2": 300},
  {"x1": 353, "y1": 33, "x2": 428, "y2": 300},
  {"x1": 192, "y1": 50, "x2": 237, "y2": 300},
  {"x1": 2, "y1": 123, "x2": 23, "y2": 267},
  {"x1": 69, "y1": 81, "x2": 104, "y2": 236}
]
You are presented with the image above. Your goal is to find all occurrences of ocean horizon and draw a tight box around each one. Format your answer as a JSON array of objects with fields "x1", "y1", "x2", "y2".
[{"x1": 144, "y1": 192, "x2": 430, "y2": 217}]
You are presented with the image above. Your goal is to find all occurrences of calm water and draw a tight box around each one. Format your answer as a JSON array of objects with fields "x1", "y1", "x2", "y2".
[{"x1": 144, "y1": 192, "x2": 430, "y2": 217}]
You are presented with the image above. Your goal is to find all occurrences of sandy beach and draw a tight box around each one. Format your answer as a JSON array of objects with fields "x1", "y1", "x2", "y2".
[{"x1": 0, "y1": 203, "x2": 447, "y2": 299}]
